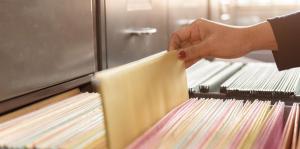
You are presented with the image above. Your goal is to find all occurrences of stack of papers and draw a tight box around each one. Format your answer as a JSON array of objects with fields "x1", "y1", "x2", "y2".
[
  {"x1": 186, "y1": 60, "x2": 237, "y2": 93},
  {"x1": 221, "y1": 63, "x2": 300, "y2": 97},
  {"x1": 128, "y1": 98, "x2": 298, "y2": 149},
  {"x1": 279, "y1": 103, "x2": 300, "y2": 149},
  {"x1": 0, "y1": 92, "x2": 106, "y2": 149},
  {"x1": 187, "y1": 60, "x2": 300, "y2": 97}
]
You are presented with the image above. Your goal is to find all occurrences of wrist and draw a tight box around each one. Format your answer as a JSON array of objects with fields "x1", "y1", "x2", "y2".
[{"x1": 245, "y1": 21, "x2": 278, "y2": 52}]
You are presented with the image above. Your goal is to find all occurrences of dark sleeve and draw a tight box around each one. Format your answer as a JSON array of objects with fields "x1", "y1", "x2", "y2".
[{"x1": 267, "y1": 11, "x2": 300, "y2": 70}]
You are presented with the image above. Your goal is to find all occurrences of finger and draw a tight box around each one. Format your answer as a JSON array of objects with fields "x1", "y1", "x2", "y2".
[
  {"x1": 190, "y1": 21, "x2": 202, "y2": 42},
  {"x1": 177, "y1": 42, "x2": 210, "y2": 62},
  {"x1": 184, "y1": 58, "x2": 201, "y2": 68},
  {"x1": 168, "y1": 26, "x2": 192, "y2": 51},
  {"x1": 181, "y1": 41, "x2": 193, "y2": 49},
  {"x1": 168, "y1": 32, "x2": 181, "y2": 51},
  {"x1": 175, "y1": 26, "x2": 192, "y2": 42}
]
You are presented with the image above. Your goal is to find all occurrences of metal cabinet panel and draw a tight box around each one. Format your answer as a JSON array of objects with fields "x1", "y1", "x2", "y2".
[
  {"x1": 0, "y1": 0, "x2": 97, "y2": 102},
  {"x1": 168, "y1": 0, "x2": 208, "y2": 34},
  {"x1": 105, "y1": 0, "x2": 168, "y2": 68},
  {"x1": 96, "y1": 0, "x2": 108, "y2": 70}
]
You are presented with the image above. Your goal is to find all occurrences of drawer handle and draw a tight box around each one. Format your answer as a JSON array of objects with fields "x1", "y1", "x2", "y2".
[{"x1": 124, "y1": 27, "x2": 157, "y2": 36}]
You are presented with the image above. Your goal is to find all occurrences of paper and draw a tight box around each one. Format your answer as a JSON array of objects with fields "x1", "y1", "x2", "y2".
[
  {"x1": 220, "y1": 63, "x2": 300, "y2": 97},
  {"x1": 280, "y1": 103, "x2": 298, "y2": 149},
  {"x1": 129, "y1": 99, "x2": 287, "y2": 149},
  {"x1": 94, "y1": 51, "x2": 188, "y2": 149},
  {"x1": 0, "y1": 92, "x2": 106, "y2": 149},
  {"x1": 0, "y1": 89, "x2": 80, "y2": 123},
  {"x1": 292, "y1": 104, "x2": 299, "y2": 149}
]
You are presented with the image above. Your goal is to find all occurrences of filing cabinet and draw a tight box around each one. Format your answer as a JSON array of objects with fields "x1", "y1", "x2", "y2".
[
  {"x1": 0, "y1": 0, "x2": 97, "y2": 102},
  {"x1": 105, "y1": 0, "x2": 168, "y2": 68},
  {"x1": 168, "y1": 0, "x2": 208, "y2": 34}
]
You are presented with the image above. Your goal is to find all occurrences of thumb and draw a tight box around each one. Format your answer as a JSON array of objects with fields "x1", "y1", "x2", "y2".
[
  {"x1": 185, "y1": 58, "x2": 201, "y2": 68},
  {"x1": 177, "y1": 42, "x2": 210, "y2": 61}
]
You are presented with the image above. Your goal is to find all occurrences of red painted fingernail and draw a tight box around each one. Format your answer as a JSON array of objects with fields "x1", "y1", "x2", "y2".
[{"x1": 178, "y1": 51, "x2": 186, "y2": 59}]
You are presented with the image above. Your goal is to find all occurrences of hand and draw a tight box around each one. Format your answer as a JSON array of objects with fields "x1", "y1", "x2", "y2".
[{"x1": 168, "y1": 18, "x2": 278, "y2": 68}]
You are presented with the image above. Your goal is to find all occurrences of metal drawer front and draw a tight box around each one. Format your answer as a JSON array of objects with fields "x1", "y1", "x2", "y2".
[
  {"x1": 0, "y1": 0, "x2": 96, "y2": 102},
  {"x1": 106, "y1": 0, "x2": 168, "y2": 68},
  {"x1": 168, "y1": 0, "x2": 208, "y2": 33}
]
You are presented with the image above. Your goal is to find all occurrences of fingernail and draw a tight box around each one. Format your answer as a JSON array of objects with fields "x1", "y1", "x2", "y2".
[{"x1": 178, "y1": 51, "x2": 186, "y2": 59}]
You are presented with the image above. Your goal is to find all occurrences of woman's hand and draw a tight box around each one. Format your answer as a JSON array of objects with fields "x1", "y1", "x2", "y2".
[{"x1": 168, "y1": 18, "x2": 278, "y2": 68}]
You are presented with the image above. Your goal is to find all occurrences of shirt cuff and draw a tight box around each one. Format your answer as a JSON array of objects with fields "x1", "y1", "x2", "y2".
[{"x1": 267, "y1": 12, "x2": 300, "y2": 70}]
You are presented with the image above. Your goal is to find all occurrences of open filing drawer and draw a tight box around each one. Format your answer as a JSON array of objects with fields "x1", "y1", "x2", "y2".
[{"x1": 1, "y1": 50, "x2": 300, "y2": 149}]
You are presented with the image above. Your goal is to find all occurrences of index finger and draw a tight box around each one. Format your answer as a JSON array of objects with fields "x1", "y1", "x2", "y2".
[{"x1": 168, "y1": 26, "x2": 192, "y2": 51}]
